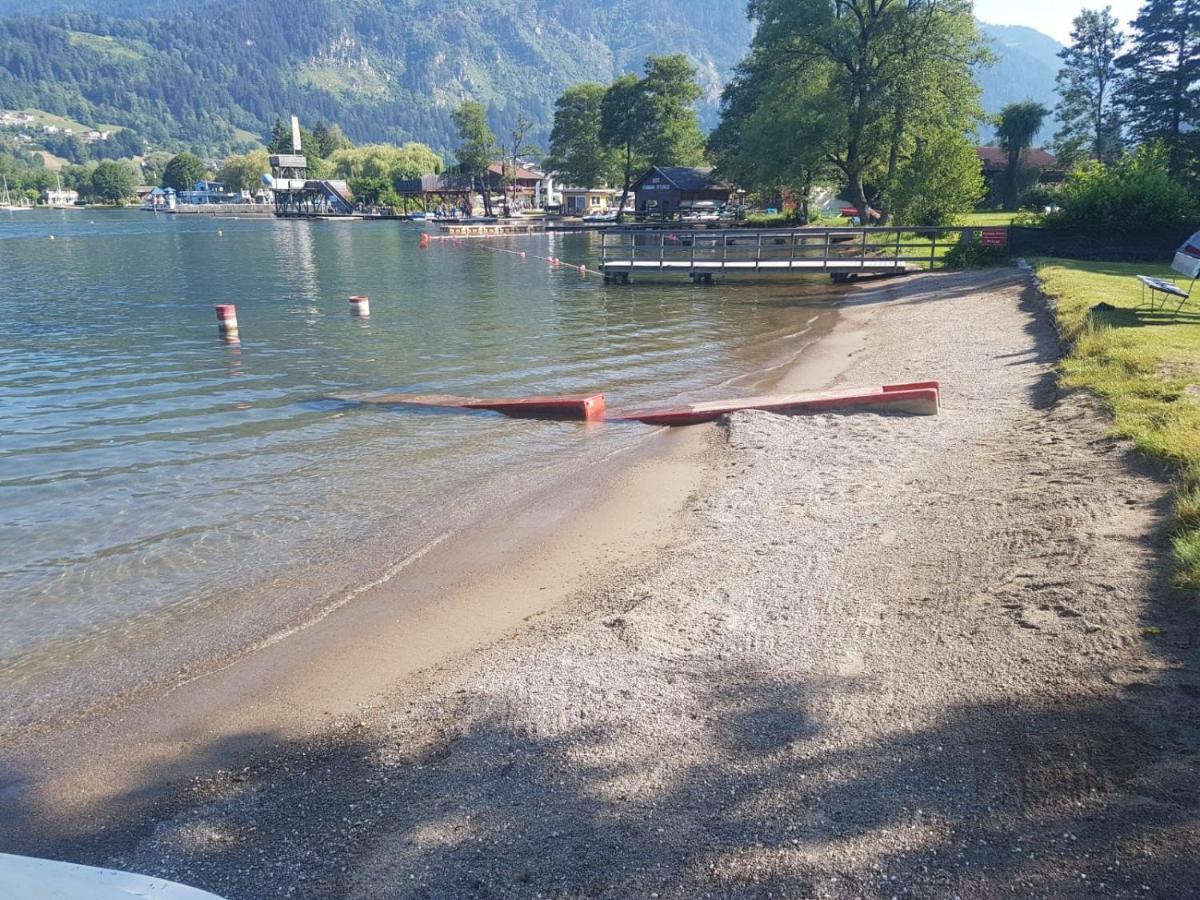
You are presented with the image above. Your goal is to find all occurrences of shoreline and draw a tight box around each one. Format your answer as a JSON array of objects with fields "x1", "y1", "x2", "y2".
[
  {"x1": 0, "y1": 278, "x2": 861, "y2": 855},
  {"x1": 53, "y1": 263, "x2": 1198, "y2": 899}
]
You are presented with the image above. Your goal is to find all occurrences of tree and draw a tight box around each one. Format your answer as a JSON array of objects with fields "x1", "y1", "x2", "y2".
[
  {"x1": 499, "y1": 115, "x2": 538, "y2": 217},
  {"x1": 600, "y1": 74, "x2": 650, "y2": 223},
  {"x1": 709, "y1": 53, "x2": 836, "y2": 222},
  {"x1": 739, "y1": 0, "x2": 987, "y2": 224},
  {"x1": 266, "y1": 118, "x2": 292, "y2": 154},
  {"x1": 310, "y1": 120, "x2": 351, "y2": 158},
  {"x1": 326, "y1": 143, "x2": 443, "y2": 182},
  {"x1": 889, "y1": 130, "x2": 985, "y2": 225},
  {"x1": 90, "y1": 160, "x2": 137, "y2": 204},
  {"x1": 996, "y1": 102, "x2": 1049, "y2": 210},
  {"x1": 452, "y1": 101, "x2": 498, "y2": 216},
  {"x1": 1054, "y1": 8, "x2": 1125, "y2": 165},
  {"x1": 162, "y1": 152, "x2": 207, "y2": 192},
  {"x1": 1117, "y1": 0, "x2": 1200, "y2": 178},
  {"x1": 218, "y1": 149, "x2": 270, "y2": 193},
  {"x1": 545, "y1": 83, "x2": 620, "y2": 188},
  {"x1": 140, "y1": 151, "x2": 173, "y2": 187},
  {"x1": 598, "y1": 55, "x2": 708, "y2": 222},
  {"x1": 638, "y1": 55, "x2": 706, "y2": 168}
]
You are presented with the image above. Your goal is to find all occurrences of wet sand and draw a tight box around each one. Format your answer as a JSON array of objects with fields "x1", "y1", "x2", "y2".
[{"x1": 0, "y1": 282, "x2": 852, "y2": 858}]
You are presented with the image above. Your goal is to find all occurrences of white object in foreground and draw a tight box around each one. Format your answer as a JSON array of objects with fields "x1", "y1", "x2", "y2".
[{"x1": 0, "y1": 853, "x2": 228, "y2": 900}]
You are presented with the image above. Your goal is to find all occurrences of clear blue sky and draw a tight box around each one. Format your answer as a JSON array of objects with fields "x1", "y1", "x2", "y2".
[{"x1": 974, "y1": 0, "x2": 1143, "y2": 44}]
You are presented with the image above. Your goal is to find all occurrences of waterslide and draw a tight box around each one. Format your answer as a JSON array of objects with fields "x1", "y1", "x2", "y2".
[{"x1": 299, "y1": 179, "x2": 354, "y2": 215}]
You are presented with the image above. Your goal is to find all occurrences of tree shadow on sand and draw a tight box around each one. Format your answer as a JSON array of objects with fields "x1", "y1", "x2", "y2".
[{"x1": 6, "y1": 625, "x2": 1198, "y2": 900}]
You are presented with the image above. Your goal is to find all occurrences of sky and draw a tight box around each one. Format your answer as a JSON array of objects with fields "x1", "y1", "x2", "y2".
[{"x1": 974, "y1": 0, "x2": 1143, "y2": 44}]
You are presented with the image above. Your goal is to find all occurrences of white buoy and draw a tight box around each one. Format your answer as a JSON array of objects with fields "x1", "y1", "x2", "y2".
[
  {"x1": 215, "y1": 303, "x2": 238, "y2": 335},
  {"x1": 348, "y1": 295, "x2": 370, "y2": 316}
]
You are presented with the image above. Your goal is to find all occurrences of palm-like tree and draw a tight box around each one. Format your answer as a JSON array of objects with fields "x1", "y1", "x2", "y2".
[{"x1": 996, "y1": 102, "x2": 1049, "y2": 211}]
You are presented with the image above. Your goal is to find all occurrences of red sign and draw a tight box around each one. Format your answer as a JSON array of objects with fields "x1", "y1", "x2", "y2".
[{"x1": 981, "y1": 227, "x2": 1008, "y2": 247}]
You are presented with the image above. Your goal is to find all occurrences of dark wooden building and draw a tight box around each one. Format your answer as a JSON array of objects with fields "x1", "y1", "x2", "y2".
[{"x1": 632, "y1": 166, "x2": 737, "y2": 220}]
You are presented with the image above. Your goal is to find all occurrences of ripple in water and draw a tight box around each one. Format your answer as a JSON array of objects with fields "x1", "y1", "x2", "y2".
[{"x1": 0, "y1": 209, "x2": 840, "y2": 727}]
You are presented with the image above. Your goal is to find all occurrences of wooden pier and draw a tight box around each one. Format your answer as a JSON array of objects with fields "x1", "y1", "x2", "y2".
[{"x1": 599, "y1": 226, "x2": 990, "y2": 282}]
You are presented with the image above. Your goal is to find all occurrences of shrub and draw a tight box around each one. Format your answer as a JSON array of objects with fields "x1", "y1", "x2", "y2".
[
  {"x1": 943, "y1": 239, "x2": 1008, "y2": 268},
  {"x1": 1046, "y1": 144, "x2": 1200, "y2": 236},
  {"x1": 890, "y1": 130, "x2": 985, "y2": 226}
]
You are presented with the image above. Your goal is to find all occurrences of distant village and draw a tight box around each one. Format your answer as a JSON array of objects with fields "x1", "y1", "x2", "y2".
[{"x1": 1, "y1": 100, "x2": 1063, "y2": 224}]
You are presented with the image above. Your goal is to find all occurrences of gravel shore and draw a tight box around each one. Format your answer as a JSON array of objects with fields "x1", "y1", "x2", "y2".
[{"x1": 76, "y1": 269, "x2": 1200, "y2": 897}]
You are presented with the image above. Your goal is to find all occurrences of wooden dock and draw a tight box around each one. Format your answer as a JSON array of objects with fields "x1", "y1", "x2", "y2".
[{"x1": 599, "y1": 226, "x2": 988, "y2": 282}]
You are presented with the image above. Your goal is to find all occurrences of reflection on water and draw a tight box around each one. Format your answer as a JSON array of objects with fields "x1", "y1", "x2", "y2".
[{"x1": 0, "y1": 210, "x2": 840, "y2": 724}]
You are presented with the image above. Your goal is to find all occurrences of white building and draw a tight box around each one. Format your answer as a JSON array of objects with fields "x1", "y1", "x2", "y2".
[{"x1": 44, "y1": 188, "x2": 79, "y2": 207}]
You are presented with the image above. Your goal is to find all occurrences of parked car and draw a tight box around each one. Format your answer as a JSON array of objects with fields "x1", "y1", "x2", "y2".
[{"x1": 680, "y1": 200, "x2": 722, "y2": 223}]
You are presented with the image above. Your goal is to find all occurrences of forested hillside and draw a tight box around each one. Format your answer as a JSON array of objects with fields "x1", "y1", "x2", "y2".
[
  {"x1": 0, "y1": 0, "x2": 1063, "y2": 156},
  {"x1": 0, "y1": 0, "x2": 752, "y2": 155}
]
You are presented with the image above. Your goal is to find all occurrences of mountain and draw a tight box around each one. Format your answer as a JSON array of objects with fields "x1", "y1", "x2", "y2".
[
  {"x1": 0, "y1": 2, "x2": 1063, "y2": 158},
  {"x1": 975, "y1": 23, "x2": 1064, "y2": 144},
  {"x1": 0, "y1": 0, "x2": 752, "y2": 156}
]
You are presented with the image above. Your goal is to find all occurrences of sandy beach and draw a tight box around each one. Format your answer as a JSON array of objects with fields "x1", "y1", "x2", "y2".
[{"x1": 3, "y1": 267, "x2": 1198, "y2": 898}]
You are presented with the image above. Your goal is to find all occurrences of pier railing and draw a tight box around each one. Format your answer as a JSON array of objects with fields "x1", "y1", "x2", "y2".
[{"x1": 598, "y1": 226, "x2": 1005, "y2": 280}]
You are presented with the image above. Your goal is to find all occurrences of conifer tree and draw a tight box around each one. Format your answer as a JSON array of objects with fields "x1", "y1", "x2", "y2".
[
  {"x1": 1117, "y1": 0, "x2": 1200, "y2": 176},
  {"x1": 1054, "y1": 8, "x2": 1125, "y2": 165}
]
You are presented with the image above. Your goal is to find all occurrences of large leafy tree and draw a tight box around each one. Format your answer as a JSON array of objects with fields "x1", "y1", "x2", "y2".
[
  {"x1": 217, "y1": 149, "x2": 270, "y2": 193},
  {"x1": 600, "y1": 74, "x2": 652, "y2": 223},
  {"x1": 1054, "y1": 8, "x2": 1125, "y2": 165},
  {"x1": 638, "y1": 54, "x2": 707, "y2": 168},
  {"x1": 452, "y1": 101, "x2": 498, "y2": 216},
  {"x1": 889, "y1": 130, "x2": 984, "y2": 224},
  {"x1": 709, "y1": 54, "x2": 836, "y2": 222},
  {"x1": 1117, "y1": 0, "x2": 1200, "y2": 178},
  {"x1": 738, "y1": 0, "x2": 986, "y2": 224},
  {"x1": 161, "y1": 152, "x2": 207, "y2": 192},
  {"x1": 90, "y1": 160, "x2": 137, "y2": 204},
  {"x1": 599, "y1": 55, "x2": 707, "y2": 222},
  {"x1": 545, "y1": 83, "x2": 620, "y2": 188},
  {"x1": 996, "y1": 101, "x2": 1049, "y2": 210}
]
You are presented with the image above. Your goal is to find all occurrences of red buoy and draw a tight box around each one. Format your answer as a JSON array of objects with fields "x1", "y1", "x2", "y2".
[
  {"x1": 215, "y1": 304, "x2": 238, "y2": 335},
  {"x1": 348, "y1": 295, "x2": 370, "y2": 316},
  {"x1": 418, "y1": 233, "x2": 431, "y2": 248}
]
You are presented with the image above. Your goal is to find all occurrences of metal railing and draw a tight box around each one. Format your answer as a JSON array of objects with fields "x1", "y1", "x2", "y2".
[{"x1": 598, "y1": 225, "x2": 1003, "y2": 275}]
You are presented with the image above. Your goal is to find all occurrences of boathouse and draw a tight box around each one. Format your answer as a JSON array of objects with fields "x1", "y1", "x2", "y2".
[{"x1": 632, "y1": 166, "x2": 736, "y2": 220}]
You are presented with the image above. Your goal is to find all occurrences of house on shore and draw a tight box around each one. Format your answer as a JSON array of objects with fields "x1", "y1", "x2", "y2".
[
  {"x1": 44, "y1": 186, "x2": 78, "y2": 207},
  {"x1": 632, "y1": 166, "x2": 738, "y2": 220},
  {"x1": 561, "y1": 186, "x2": 618, "y2": 216},
  {"x1": 486, "y1": 161, "x2": 551, "y2": 210},
  {"x1": 976, "y1": 147, "x2": 1063, "y2": 206}
]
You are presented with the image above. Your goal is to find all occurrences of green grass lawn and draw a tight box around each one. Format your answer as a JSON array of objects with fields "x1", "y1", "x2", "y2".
[
  {"x1": 958, "y1": 211, "x2": 1023, "y2": 226},
  {"x1": 1034, "y1": 257, "x2": 1200, "y2": 590}
]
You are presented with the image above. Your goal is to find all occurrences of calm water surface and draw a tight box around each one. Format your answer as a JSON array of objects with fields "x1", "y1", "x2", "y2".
[{"x1": 0, "y1": 209, "x2": 838, "y2": 726}]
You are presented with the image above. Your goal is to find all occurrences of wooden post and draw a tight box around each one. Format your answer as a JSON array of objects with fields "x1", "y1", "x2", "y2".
[
  {"x1": 756, "y1": 232, "x2": 762, "y2": 271},
  {"x1": 929, "y1": 231, "x2": 937, "y2": 270},
  {"x1": 722, "y1": 230, "x2": 728, "y2": 270},
  {"x1": 660, "y1": 231, "x2": 665, "y2": 270},
  {"x1": 789, "y1": 230, "x2": 796, "y2": 269},
  {"x1": 823, "y1": 230, "x2": 831, "y2": 272}
]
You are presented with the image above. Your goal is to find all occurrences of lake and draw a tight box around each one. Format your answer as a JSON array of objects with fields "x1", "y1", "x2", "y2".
[{"x1": 0, "y1": 209, "x2": 838, "y2": 730}]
